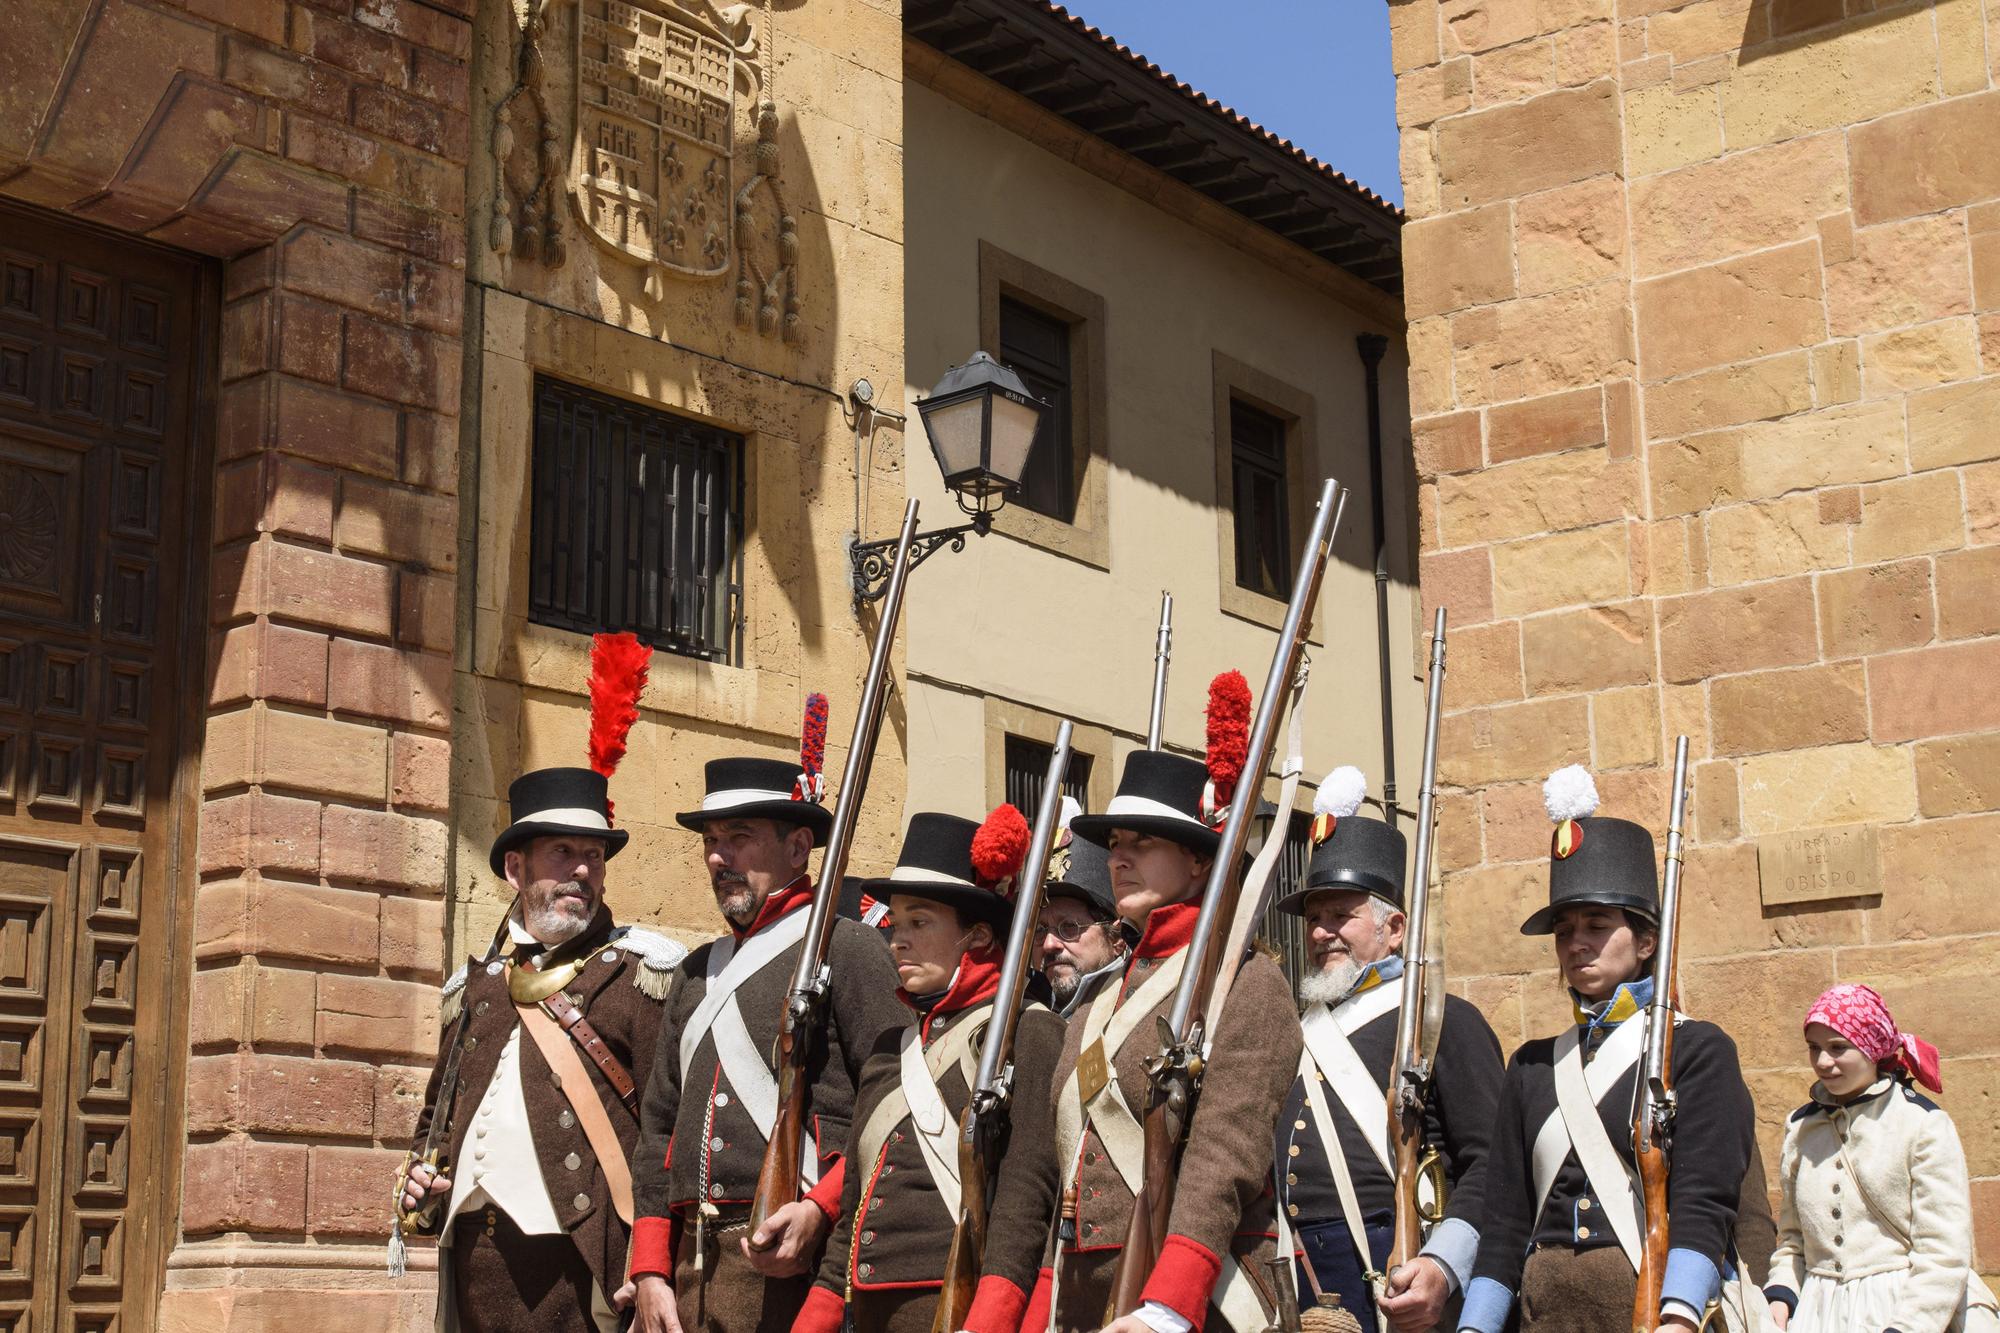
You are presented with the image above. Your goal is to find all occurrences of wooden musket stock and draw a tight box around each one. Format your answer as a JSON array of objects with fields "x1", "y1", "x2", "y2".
[
  {"x1": 1631, "y1": 736, "x2": 1691, "y2": 1333},
  {"x1": 931, "y1": 722, "x2": 1075, "y2": 1333},
  {"x1": 747, "y1": 500, "x2": 923, "y2": 1241},
  {"x1": 1105, "y1": 478, "x2": 1347, "y2": 1320}
]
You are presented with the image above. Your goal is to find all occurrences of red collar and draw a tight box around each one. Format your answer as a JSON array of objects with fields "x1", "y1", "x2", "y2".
[
  {"x1": 732, "y1": 875, "x2": 813, "y2": 940},
  {"x1": 1131, "y1": 899, "x2": 1200, "y2": 960},
  {"x1": 900, "y1": 947, "x2": 1003, "y2": 1038}
]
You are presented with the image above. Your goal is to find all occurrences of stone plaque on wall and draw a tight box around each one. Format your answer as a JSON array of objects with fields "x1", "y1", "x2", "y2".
[{"x1": 1756, "y1": 825, "x2": 1882, "y2": 907}]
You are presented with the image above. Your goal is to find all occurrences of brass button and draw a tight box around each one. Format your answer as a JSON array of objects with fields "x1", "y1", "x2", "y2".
[
  {"x1": 573, "y1": 1193, "x2": 591, "y2": 1211},
  {"x1": 565, "y1": 1152, "x2": 582, "y2": 1171},
  {"x1": 466, "y1": 1036, "x2": 478, "y2": 1051},
  {"x1": 861, "y1": 1230, "x2": 875, "y2": 1245},
  {"x1": 559, "y1": 1111, "x2": 576, "y2": 1129},
  {"x1": 1287, "y1": 1204, "x2": 1299, "y2": 1218},
  {"x1": 859, "y1": 1262, "x2": 874, "y2": 1279},
  {"x1": 1293, "y1": 1119, "x2": 1306, "y2": 1131},
  {"x1": 475, "y1": 1001, "x2": 489, "y2": 1015},
  {"x1": 1578, "y1": 1198, "x2": 1591, "y2": 1211},
  {"x1": 1286, "y1": 1173, "x2": 1297, "y2": 1186},
  {"x1": 1288, "y1": 1145, "x2": 1300, "y2": 1157},
  {"x1": 1577, "y1": 1226, "x2": 1592, "y2": 1240},
  {"x1": 1084, "y1": 1151, "x2": 1098, "y2": 1166}
]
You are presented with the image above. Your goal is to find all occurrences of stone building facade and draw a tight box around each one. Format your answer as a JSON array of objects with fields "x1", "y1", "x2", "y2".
[
  {"x1": 1391, "y1": 0, "x2": 2000, "y2": 1277},
  {"x1": 1, "y1": 0, "x2": 907, "y2": 1328}
]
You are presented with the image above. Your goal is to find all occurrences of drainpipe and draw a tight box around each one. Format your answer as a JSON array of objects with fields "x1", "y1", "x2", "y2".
[{"x1": 1357, "y1": 332, "x2": 1397, "y2": 827}]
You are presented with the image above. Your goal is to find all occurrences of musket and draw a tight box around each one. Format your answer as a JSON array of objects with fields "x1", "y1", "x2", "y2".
[
  {"x1": 1384, "y1": 608, "x2": 1449, "y2": 1282},
  {"x1": 1631, "y1": 736, "x2": 1691, "y2": 1333},
  {"x1": 931, "y1": 721, "x2": 1075, "y2": 1333},
  {"x1": 1147, "y1": 591, "x2": 1173, "y2": 749},
  {"x1": 748, "y1": 499, "x2": 922, "y2": 1240},
  {"x1": 1107, "y1": 478, "x2": 1348, "y2": 1319}
]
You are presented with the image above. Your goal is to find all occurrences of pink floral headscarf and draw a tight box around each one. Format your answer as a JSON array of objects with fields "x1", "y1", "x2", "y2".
[{"x1": 1804, "y1": 983, "x2": 1943, "y2": 1094}]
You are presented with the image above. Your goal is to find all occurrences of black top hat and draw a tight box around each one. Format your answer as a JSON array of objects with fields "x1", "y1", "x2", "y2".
[
  {"x1": 1274, "y1": 767, "x2": 1408, "y2": 914},
  {"x1": 1069, "y1": 750, "x2": 1220, "y2": 857},
  {"x1": 489, "y1": 767, "x2": 631, "y2": 876},
  {"x1": 675, "y1": 756, "x2": 834, "y2": 841},
  {"x1": 860, "y1": 811, "x2": 1020, "y2": 929},
  {"x1": 1520, "y1": 765, "x2": 1660, "y2": 935},
  {"x1": 1048, "y1": 830, "x2": 1117, "y2": 920}
]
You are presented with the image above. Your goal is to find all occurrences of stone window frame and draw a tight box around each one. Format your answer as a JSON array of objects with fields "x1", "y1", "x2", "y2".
[
  {"x1": 1211, "y1": 350, "x2": 1319, "y2": 632},
  {"x1": 981, "y1": 694, "x2": 1116, "y2": 816},
  {"x1": 976, "y1": 240, "x2": 1110, "y2": 570}
]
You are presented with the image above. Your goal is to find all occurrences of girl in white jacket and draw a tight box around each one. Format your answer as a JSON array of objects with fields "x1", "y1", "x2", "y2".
[{"x1": 1766, "y1": 983, "x2": 1996, "y2": 1333}]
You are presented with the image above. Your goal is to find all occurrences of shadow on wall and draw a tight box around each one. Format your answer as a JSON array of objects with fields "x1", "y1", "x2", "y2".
[{"x1": 1737, "y1": 0, "x2": 1934, "y2": 59}]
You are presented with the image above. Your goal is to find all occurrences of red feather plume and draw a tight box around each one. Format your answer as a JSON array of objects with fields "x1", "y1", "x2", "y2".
[
  {"x1": 587, "y1": 632, "x2": 653, "y2": 808},
  {"x1": 970, "y1": 803, "x2": 1031, "y2": 893},
  {"x1": 796, "y1": 692, "x2": 829, "y2": 801},
  {"x1": 1205, "y1": 669, "x2": 1253, "y2": 811}
]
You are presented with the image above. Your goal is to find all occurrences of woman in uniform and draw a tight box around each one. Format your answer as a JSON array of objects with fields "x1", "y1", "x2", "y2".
[
  {"x1": 792, "y1": 809, "x2": 1063, "y2": 1333},
  {"x1": 1456, "y1": 765, "x2": 1758, "y2": 1333}
]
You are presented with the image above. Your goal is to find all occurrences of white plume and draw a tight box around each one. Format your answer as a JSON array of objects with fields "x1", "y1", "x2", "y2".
[
  {"x1": 1543, "y1": 765, "x2": 1600, "y2": 823},
  {"x1": 1054, "y1": 794, "x2": 1082, "y2": 847},
  {"x1": 1314, "y1": 766, "x2": 1369, "y2": 819}
]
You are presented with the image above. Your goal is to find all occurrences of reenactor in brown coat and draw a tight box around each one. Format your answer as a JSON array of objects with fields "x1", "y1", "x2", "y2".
[
  {"x1": 628, "y1": 755, "x2": 907, "y2": 1333},
  {"x1": 1023, "y1": 746, "x2": 1304, "y2": 1333},
  {"x1": 397, "y1": 762, "x2": 684, "y2": 1333},
  {"x1": 793, "y1": 810, "x2": 1065, "y2": 1333}
]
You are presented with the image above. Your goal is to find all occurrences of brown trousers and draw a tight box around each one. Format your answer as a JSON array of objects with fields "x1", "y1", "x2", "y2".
[
  {"x1": 1519, "y1": 1245, "x2": 1635, "y2": 1333},
  {"x1": 673, "y1": 1216, "x2": 813, "y2": 1333},
  {"x1": 1052, "y1": 1248, "x2": 1270, "y2": 1333},
  {"x1": 850, "y1": 1286, "x2": 937, "y2": 1333},
  {"x1": 451, "y1": 1208, "x2": 606, "y2": 1333}
]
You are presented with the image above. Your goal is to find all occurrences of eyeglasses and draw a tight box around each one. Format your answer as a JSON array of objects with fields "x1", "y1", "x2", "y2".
[{"x1": 1037, "y1": 919, "x2": 1102, "y2": 943}]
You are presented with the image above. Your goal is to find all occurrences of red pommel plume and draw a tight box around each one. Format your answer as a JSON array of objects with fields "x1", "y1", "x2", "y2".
[
  {"x1": 795, "y1": 692, "x2": 829, "y2": 802},
  {"x1": 1204, "y1": 669, "x2": 1252, "y2": 823},
  {"x1": 587, "y1": 632, "x2": 653, "y2": 820},
  {"x1": 970, "y1": 803, "x2": 1031, "y2": 895}
]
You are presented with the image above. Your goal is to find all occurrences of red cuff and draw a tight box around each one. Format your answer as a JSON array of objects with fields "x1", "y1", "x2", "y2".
[
  {"x1": 628, "y1": 1214, "x2": 677, "y2": 1282},
  {"x1": 805, "y1": 1155, "x2": 846, "y2": 1221},
  {"x1": 1139, "y1": 1234, "x2": 1222, "y2": 1326},
  {"x1": 963, "y1": 1272, "x2": 1029, "y2": 1333},
  {"x1": 1020, "y1": 1266, "x2": 1054, "y2": 1333},
  {"x1": 792, "y1": 1284, "x2": 845, "y2": 1333}
]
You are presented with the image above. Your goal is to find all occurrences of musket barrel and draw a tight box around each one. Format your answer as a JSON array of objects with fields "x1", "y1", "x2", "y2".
[
  {"x1": 1166, "y1": 479, "x2": 1344, "y2": 1043},
  {"x1": 1390, "y1": 608, "x2": 1448, "y2": 1085},
  {"x1": 1641, "y1": 736, "x2": 1691, "y2": 1113},
  {"x1": 787, "y1": 499, "x2": 922, "y2": 996},
  {"x1": 1147, "y1": 592, "x2": 1173, "y2": 750},
  {"x1": 973, "y1": 720, "x2": 1073, "y2": 1098}
]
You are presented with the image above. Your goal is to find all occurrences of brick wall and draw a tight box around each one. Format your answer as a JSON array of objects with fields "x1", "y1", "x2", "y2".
[
  {"x1": 1392, "y1": 0, "x2": 2000, "y2": 1274},
  {"x1": 3, "y1": 0, "x2": 468, "y2": 1323}
]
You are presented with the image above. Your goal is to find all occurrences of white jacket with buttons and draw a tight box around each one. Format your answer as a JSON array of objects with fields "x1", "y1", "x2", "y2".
[{"x1": 1767, "y1": 1076, "x2": 1981, "y2": 1332}]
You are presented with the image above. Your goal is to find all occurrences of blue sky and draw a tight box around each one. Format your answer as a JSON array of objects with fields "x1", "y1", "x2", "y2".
[{"x1": 1062, "y1": 2, "x2": 1403, "y2": 207}]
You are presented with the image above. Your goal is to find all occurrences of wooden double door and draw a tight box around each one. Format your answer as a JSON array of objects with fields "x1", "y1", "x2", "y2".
[{"x1": 0, "y1": 202, "x2": 208, "y2": 1332}]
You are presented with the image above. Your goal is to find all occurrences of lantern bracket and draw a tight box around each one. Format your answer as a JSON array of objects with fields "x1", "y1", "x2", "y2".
[{"x1": 847, "y1": 511, "x2": 993, "y2": 604}]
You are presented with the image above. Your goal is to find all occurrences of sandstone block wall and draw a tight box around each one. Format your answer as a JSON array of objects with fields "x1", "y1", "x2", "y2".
[{"x1": 1393, "y1": 0, "x2": 2000, "y2": 1272}]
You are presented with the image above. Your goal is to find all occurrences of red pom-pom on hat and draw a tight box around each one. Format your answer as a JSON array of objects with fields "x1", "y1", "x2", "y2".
[
  {"x1": 970, "y1": 803, "x2": 1031, "y2": 894},
  {"x1": 795, "y1": 692, "x2": 829, "y2": 802}
]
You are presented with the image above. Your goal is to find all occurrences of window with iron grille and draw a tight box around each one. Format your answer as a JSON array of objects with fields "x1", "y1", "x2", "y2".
[
  {"x1": 528, "y1": 376, "x2": 744, "y2": 663},
  {"x1": 1003, "y1": 733, "x2": 1093, "y2": 816},
  {"x1": 1230, "y1": 398, "x2": 1293, "y2": 600},
  {"x1": 997, "y1": 296, "x2": 1076, "y2": 522},
  {"x1": 1256, "y1": 810, "x2": 1314, "y2": 989}
]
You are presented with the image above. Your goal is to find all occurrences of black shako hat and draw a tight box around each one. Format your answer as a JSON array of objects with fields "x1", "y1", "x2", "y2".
[
  {"x1": 675, "y1": 756, "x2": 834, "y2": 841},
  {"x1": 1048, "y1": 831, "x2": 1117, "y2": 921},
  {"x1": 1069, "y1": 750, "x2": 1220, "y2": 858},
  {"x1": 489, "y1": 767, "x2": 630, "y2": 876},
  {"x1": 860, "y1": 811, "x2": 1020, "y2": 929},
  {"x1": 1274, "y1": 766, "x2": 1408, "y2": 914},
  {"x1": 1520, "y1": 764, "x2": 1660, "y2": 935}
]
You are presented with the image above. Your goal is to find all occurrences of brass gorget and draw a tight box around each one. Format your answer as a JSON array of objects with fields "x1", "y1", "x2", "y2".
[{"x1": 506, "y1": 951, "x2": 586, "y2": 1003}]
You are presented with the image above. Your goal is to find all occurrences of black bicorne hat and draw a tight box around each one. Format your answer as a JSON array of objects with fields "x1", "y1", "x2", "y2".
[
  {"x1": 860, "y1": 811, "x2": 1020, "y2": 929},
  {"x1": 1274, "y1": 766, "x2": 1408, "y2": 914},
  {"x1": 1068, "y1": 750, "x2": 1220, "y2": 857},
  {"x1": 1520, "y1": 765, "x2": 1660, "y2": 935},
  {"x1": 489, "y1": 767, "x2": 631, "y2": 876},
  {"x1": 675, "y1": 756, "x2": 835, "y2": 841}
]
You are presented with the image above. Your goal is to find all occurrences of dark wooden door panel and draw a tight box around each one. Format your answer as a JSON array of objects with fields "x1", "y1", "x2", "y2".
[{"x1": 0, "y1": 200, "x2": 204, "y2": 1333}]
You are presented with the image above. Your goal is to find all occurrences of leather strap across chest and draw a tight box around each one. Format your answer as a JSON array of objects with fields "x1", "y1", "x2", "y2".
[{"x1": 540, "y1": 987, "x2": 638, "y2": 1114}]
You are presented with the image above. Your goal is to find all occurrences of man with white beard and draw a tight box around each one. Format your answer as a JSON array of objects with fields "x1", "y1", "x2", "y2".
[{"x1": 1272, "y1": 769, "x2": 1505, "y2": 1333}]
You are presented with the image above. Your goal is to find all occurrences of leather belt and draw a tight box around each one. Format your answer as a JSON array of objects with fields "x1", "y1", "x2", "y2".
[{"x1": 540, "y1": 987, "x2": 639, "y2": 1115}]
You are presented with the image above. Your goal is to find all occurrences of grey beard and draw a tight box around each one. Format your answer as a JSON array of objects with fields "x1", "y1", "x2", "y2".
[
  {"x1": 1299, "y1": 957, "x2": 1362, "y2": 1008},
  {"x1": 523, "y1": 886, "x2": 593, "y2": 945}
]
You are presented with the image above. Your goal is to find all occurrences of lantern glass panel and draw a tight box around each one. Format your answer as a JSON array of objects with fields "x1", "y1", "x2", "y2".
[
  {"x1": 921, "y1": 396, "x2": 987, "y2": 481},
  {"x1": 984, "y1": 393, "x2": 1043, "y2": 488}
]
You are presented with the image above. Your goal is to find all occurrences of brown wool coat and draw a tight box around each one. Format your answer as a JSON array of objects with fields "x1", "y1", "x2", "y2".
[
  {"x1": 814, "y1": 1000, "x2": 1065, "y2": 1301},
  {"x1": 632, "y1": 911, "x2": 907, "y2": 1226},
  {"x1": 409, "y1": 910, "x2": 672, "y2": 1321},
  {"x1": 1044, "y1": 942, "x2": 1302, "y2": 1328}
]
